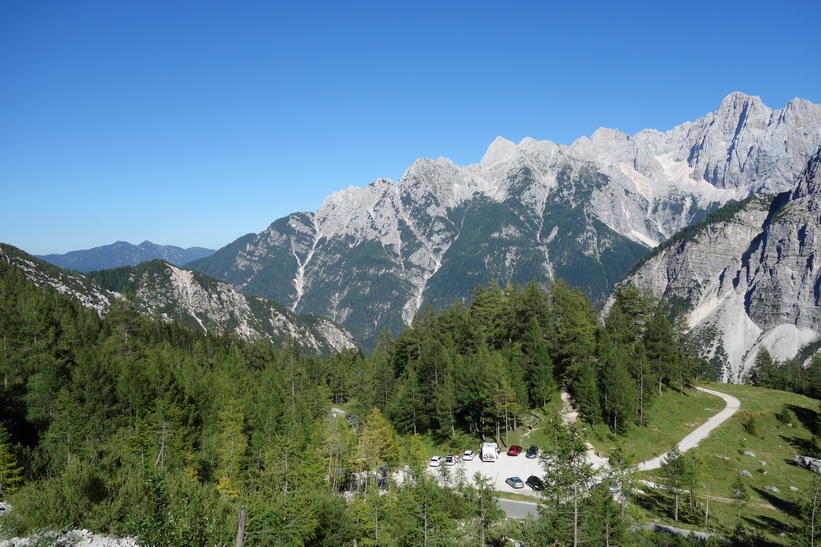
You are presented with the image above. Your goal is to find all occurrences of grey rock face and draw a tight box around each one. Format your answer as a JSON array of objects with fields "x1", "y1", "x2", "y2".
[
  {"x1": 120, "y1": 261, "x2": 358, "y2": 355},
  {"x1": 613, "y1": 149, "x2": 821, "y2": 381}
]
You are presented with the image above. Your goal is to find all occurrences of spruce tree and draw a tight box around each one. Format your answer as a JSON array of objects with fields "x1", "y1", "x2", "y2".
[{"x1": 0, "y1": 424, "x2": 23, "y2": 499}]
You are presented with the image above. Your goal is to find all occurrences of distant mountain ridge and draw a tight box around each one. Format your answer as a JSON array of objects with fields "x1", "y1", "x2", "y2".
[
  {"x1": 2, "y1": 243, "x2": 355, "y2": 356},
  {"x1": 188, "y1": 93, "x2": 821, "y2": 348},
  {"x1": 38, "y1": 240, "x2": 215, "y2": 272}
]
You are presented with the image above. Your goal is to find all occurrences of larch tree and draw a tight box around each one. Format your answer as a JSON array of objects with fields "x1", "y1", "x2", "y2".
[
  {"x1": 216, "y1": 398, "x2": 248, "y2": 499},
  {"x1": 0, "y1": 424, "x2": 23, "y2": 499},
  {"x1": 358, "y1": 407, "x2": 398, "y2": 489}
]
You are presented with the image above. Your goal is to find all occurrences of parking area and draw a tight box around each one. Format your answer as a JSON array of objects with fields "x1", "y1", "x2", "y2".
[{"x1": 428, "y1": 448, "x2": 545, "y2": 497}]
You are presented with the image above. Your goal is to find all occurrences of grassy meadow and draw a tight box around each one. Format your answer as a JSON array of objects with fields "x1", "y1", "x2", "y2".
[{"x1": 606, "y1": 382, "x2": 819, "y2": 545}]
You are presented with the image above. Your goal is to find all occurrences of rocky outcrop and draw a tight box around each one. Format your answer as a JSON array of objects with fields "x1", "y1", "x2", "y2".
[
  {"x1": 107, "y1": 260, "x2": 358, "y2": 355},
  {"x1": 613, "y1": 148, "x2": 821, "y2": 381}
]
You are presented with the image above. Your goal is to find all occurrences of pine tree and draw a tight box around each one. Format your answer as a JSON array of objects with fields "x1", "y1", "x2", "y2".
[
  {"x1": 606, "y1": 445, "x2": 637, "y2": 522},
  {"x1": 471, "y1": 472, "x2": 503, "y2": 546},
  {"x1": 566, "y1": 360, "x2": 602, "y2": 426},
  {"x1": 598, "y1": 331, "x2": 638, "y2": 433},
  {"x1": 388, "y1": 366, "x2": 426, "y2": 435},
  {"x1": 644, "y1": 309, "x2": 678, "y2": 395},
  {"x1": 748, "y1": 347, "x2": 783, "y2": 389},
  {"x1": 522, "y1": 316, "x2": 556, "y2": 411},
  {"x1": 549, "y1": 280, "x2": 598, "y2": 379},
  {"x1": 795, "y1": 475, "x2": 819, "y2": 547},
  {"x1": 541, "y1": 421, "x2": 597, "y2": 547},
  {"x1": 0, "y1": 424, "x2": 23, "y2": 499},
  {"x1": 661, "y1": 445, "x2": 692, "y2": 522}
]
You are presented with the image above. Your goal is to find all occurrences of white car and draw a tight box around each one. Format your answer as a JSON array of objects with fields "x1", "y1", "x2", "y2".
[
  {"x1": 445, "y1": 455, "x2": 458, "y2": 466},
  {"x1": 429, "y1": 456, "x2": 442, "y2": 467},
  {"x1": 462, "y1": 450, "x2": 475, "y2": 461}
]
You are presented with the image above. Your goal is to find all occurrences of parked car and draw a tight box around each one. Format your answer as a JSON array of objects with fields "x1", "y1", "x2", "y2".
[
  {"x1": 505, "y1": 476, "x2": 525, "y2": 489},
  {"x1": 606, "y1": 480, "x2": 620, "y2": 494},
  {"x1": 526, "y1": 445, "x2": 538, "y2": 459},
  {"x1": 507, "y1": 445, "x2": 522, "y2": 456},
  {"x1": 462, "y1": 449, "x2": 475, "y2": 461},
  {"x1": 429, "y1": 456, "x2": 442, "y2": 467},
  {"x1": 444, "y1": 455, "x2": 458, "y2": 466},
  {"x1": 525, "y1": 475, "x2": 544, "y2": 490}
]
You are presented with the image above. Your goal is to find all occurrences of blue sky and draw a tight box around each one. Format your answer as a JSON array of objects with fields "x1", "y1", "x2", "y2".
[{"x1": 2, "y1": 0, "x2": 819, "y2": 255}]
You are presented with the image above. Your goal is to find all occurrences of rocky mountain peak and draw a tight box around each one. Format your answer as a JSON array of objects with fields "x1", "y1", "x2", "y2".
[
  {"x1": 715, "y1": 91, "x2": 765, "y2": 115},
  {"x1": 480, "y1": 136, "x2": 518, "y2": 166},
  {"x1": 590, "y1": 127, "x2": 631, "y2": 144}
]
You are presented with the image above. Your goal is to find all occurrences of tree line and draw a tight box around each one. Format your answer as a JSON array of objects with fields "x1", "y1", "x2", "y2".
[{"x1": 325, "y1": 279, "x2": 708, "y2": 443}]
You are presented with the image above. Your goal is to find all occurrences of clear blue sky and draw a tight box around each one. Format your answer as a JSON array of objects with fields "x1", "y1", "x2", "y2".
[{"x1": 2, "y1": 0, "x2": 819, "y2": 255}]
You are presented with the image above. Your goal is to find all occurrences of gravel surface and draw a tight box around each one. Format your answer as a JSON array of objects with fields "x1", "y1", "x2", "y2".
[
  {"x1": 0, "y1": 529, "x2": 138, "y2": 546},
  {"x1": 429, "y1": 451, "x2": 547, "y2": 497}
]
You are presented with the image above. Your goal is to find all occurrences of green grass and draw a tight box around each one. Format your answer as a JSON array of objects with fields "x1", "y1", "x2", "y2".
[
  {"x1": 629, "y1": 382, "x2": 819, "y2": 545},
  {"x1": 585, "y1": 385, "x2": 722, "y2": 462},
  {"x1": 417, "y1": 382, "x2": 819, "y2": 545}
]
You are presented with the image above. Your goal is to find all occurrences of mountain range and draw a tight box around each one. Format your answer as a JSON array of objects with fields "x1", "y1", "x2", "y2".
[
  {"x1": 37, "y1": 240, "x2": 215, "y2": 272},
  {"x1": 26, "y1": 92, "x2": 821, "y2": 377},
  {"x1": 187, "y1": 92, "x2": 821, "y2": 351},
  {"x1": 2, "y1": 243, "x2": 355, "y2": 356}
]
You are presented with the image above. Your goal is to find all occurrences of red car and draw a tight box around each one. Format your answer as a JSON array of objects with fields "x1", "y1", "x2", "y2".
[{"x1": 507, "y1": 445, "x2": 523, "y2": 456}]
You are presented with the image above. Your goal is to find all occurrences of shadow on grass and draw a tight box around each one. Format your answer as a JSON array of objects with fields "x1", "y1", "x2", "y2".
[
  {"x1": 635, "y1": 487, "x2": 673, "y2": 520},
  {"x1": 779, "y1": 433, "x2": 819, "y2": 458},
  {"x1": 786, "y1": 404, "x2": 818, "y2": 434},
  {"x1": 751, "y1": 485, "x2": 798, "y2": 515},
  {"x1": 634, "y1": 487, "x2": 705, "y2": 526},
  {"x1": 742, "y1": 512, "x2": 792, "y2": 545}
]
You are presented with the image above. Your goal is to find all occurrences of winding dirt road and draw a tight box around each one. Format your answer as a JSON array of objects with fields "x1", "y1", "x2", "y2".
[{"x1": 637, "y1": 386, "x2": 741, "y2": 471}]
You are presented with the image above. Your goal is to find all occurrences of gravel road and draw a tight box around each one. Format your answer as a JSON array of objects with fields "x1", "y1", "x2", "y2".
[{"x1": 637, "y1": 386, "x2": 741, "y2": 471}]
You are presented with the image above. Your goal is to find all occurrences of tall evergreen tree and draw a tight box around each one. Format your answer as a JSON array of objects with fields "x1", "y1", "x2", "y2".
[
  {"x1": 660, "y1": 445, "x2": 692, "y2": 522},
  {"x1": 0, "y1": 424, "x2": 23, "y2": 499}
]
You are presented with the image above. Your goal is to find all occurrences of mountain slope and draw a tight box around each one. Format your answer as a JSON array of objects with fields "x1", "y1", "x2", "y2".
[
  {"x1": 188, "y1": 93, "x2": 821, "y2": 348},
  {"x1": 612, "y1": 148, "x2": 821, "y2": 381},
  {"x1": 38, "y1": 240, "x2": 215, "y2": 272},
  {"x1": 2, "y1": 243, "x2": 355, "y2": 356}
]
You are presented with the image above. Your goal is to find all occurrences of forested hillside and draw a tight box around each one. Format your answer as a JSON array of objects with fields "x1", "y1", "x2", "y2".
[{"x1": 0, "y1": 255, "x2": 746, "y2": 545}]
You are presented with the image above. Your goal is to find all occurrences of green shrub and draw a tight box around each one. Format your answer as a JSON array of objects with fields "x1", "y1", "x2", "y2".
[{"x1": 775, "y1": 406, "x2": 796, "y2": 426}]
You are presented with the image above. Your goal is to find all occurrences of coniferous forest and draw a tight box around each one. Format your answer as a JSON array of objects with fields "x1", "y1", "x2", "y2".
[{"x1": 0, "y1": 256, "x2": 755, "y2": 545}]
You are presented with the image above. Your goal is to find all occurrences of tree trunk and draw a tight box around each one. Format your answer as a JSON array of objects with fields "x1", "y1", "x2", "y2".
[
  {"x1": 810, "y1": 482, "x2": 818, "y2": 547},
  {"x1": 639, "y1": 368, "x2": 644, "y2": 424},
  {"x1": 573, "y1": 483, "x2": 579, "y2": 547},
  {"x1": 235, "y1": 506, "x2": 246, "y2": 547},
  {"x1": 705, "y1": 483, "x2": 709, "y2": 528},
  {"x1": 674, "y1": 491, "x2": 679, "y2": 522}
]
